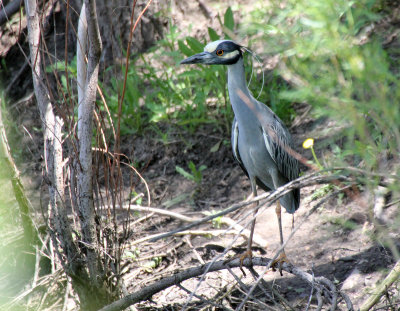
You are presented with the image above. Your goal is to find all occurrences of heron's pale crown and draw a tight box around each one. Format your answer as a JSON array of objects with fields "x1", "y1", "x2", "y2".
[
  {"x1": 204, "y1": 40, "x2": 226, "y2": 53},
  {"x1": 204, "y1": 40, "x2": 241, "y2": 61}
]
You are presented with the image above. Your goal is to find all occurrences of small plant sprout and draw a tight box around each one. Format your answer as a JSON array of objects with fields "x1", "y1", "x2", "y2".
[
  {"x1": 175, "y1": 161, "x2": 207, "y2": 185},
  {"x1": 303, "y1": 138, "x2": 323, "y2": 170}
]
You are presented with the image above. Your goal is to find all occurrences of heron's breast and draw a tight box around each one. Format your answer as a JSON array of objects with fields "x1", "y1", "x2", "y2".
[{"x1": 238, "y1": 133, "x2": 275, "y2": 179}]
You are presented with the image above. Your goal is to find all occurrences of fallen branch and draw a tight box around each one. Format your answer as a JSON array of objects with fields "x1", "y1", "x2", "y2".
[
  {"x1": 220, "y1": 216, "x2": 268, "y2": 248},
  {"x1": 108, "y1": 170, "x2": 357, "y2": 311},
  {"x1": 231, "y1": 185, "x2": 355, "y2": 311},
  {"x1": 121, "y1": 205, "x2": 198, "y2": 223},
  {"x1": 99, "y1": 257, "x2": 350, "y2": 311},
  {"x1": 129, "y1": 229, "x2": 256, "y2": 247},
  {"x1": 120, "y1": 205, "x2": 268, "y2": 248},
  {"x1": 129, "y1": 230, "x2": 228, "y2": 246}
]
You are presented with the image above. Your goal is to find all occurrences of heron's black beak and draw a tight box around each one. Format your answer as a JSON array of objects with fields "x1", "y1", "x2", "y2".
[{"x1": 180, "y1": 52, "x2": 214, "y2": 65}]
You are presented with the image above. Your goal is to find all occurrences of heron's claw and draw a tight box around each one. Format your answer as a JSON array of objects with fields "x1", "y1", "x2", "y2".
[
  {"x1": 239, "y1": 249, "x2": 252, "y2": 267},
  {"x1": 224, "y1": 249, "x2": 253, "y2": 276},
  {"x1": 272, "y1": 251, "x2": 289, "y2": 276}
]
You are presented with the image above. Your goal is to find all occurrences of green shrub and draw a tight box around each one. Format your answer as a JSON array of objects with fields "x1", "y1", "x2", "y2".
[
  {"x1": 104, "y1": 6, "x2": 296, "y2": 137},
  {"x1": 245, "y1": 0, "x2": 400, "y2": 176}
]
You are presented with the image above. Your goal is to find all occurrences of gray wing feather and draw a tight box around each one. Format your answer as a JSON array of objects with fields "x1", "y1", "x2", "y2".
[
  {"x1": 231, "y1": 117, "x2": 249, "y2": 177},
  {"x1": 261, "y1": 114, "x2": 299, "y2": 183},
  {"x1": 231, "y1": 117, "x2": 240, "y2": 164}
]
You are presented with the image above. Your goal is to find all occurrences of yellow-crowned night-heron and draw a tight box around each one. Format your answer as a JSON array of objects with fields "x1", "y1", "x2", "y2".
[{"x1": 181, "y1": 40, "x2": 300, "y2": 264}]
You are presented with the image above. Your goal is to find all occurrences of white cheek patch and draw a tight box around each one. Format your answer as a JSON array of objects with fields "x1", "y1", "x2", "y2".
[{"x1": 219, "y1": 50, "x2": 239, "y2": 59}]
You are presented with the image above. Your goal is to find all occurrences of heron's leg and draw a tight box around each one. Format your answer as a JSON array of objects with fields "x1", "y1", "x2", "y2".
[
  {"x1": 240, "y1": 180, "x2": 258, "y2": 265},
  {"x1": 272, "y1": 200, "x2": 288, "y2": 275},
  {"x1": 276, "y1": 201, "x2": 284, "y2": 247},
  {"x1": 224, "y1": 180, "x2": 258, "y2": 274}
]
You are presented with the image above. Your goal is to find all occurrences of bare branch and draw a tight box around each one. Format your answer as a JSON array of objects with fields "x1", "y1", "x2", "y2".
[
  {"x1": 122, "y1": 205, "x2": 197, "y2": 223},
  {"x1": 129, "y1": 229, "x2": 239, "y2": 247}
]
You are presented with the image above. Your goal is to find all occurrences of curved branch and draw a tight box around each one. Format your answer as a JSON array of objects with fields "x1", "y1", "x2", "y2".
[{"x1": 99, "y1": 257, "x2": 351, "y2": 311}]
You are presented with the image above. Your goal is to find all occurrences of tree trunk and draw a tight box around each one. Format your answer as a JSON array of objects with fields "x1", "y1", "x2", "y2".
[
  {"x1": 96, "y1": 0, "x2": 164, "y2": 63},
  {"x1": 8, "y1": 0, "x2": 167, "y2": 309}
]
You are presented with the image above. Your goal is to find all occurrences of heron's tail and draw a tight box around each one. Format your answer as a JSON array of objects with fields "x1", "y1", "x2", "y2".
[{"x1": 280, "y1": 188, "x2": 300, "y2": 214}]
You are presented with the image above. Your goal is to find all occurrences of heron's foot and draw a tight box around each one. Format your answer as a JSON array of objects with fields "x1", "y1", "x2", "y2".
[
  {"x1": 271, "y1": 251, "x2": 289, "y2": 276},
  {"x1": 224, "y1": 249, "x2": 253, "y2": 276},
  {"x1": 239, "y1": 249, "x2": 253, "y2": 266}
]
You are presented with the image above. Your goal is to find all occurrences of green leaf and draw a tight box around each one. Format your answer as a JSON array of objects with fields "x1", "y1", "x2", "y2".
[
  {"x1": 224, "y1": 7, "x2": 235, "y2": 32},
  {"x1": 186, "y1": 37, "x2": 204, "y2": 53},
  {"x1": 175, "y1": 165, "x2": 195, "y2": 181},
  {"x1": 210, "y1": 140, "x2": 221, "y2": 153},
  {"x1": 208, "y1": 27, "x2": 220, "y2": 41},
  {"x1": 162, "y1": 193, "x2": 190, "y2": 208},
  {"x1": 188, "y1": 161, "x2": 196, "y2": 174},
  {"x1": 178, "y1": 40, "x2": 193, "y2": 57},
  {"x1": 198, "y1": 165, "x2": 207, "y2": 172}
]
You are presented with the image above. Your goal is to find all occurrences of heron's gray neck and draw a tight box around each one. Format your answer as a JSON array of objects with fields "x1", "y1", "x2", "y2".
[
  {"x1": 227, "y1": 57, "x2": 250, "y2": 96},
  {"x1": 227, "y1": 57, "x2": 254, "y2": 123}
]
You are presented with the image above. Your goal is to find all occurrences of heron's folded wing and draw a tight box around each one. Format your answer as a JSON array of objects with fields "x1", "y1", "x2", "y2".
[
  {"x1": 261, "y1": 116, "x2": 299, "y2": 183},
  {"x1": 231, "y1": 117, "x2": 249, "y2": 177}
]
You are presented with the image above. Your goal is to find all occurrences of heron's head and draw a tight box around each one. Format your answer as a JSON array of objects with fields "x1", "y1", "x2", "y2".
[{"x1": 180, "y1": 40, "x2": 242, "y2": 66}]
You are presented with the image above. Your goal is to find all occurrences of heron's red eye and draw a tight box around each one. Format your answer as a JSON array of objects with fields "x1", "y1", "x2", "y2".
[{"x1": 216, "y1": 49, "x2": 224, "y2": 56}]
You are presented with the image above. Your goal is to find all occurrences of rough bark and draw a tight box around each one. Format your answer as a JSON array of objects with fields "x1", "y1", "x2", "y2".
[
  {"x1": 24, "y1": 0, "x2": 77, "y2": 263},
  {"x1": 24, "y1": 0, "x2": 94, "y2": 308},
  {"x1": 96, "y1": 0, "x2": 165, "y2": 63},
  {"x1": 77, "y1": 0, "x2": 102, "y2": 286}
]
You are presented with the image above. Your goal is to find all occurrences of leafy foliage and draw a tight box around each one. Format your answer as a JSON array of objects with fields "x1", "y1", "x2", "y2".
[
  {"x1": 103, "y1": 6, "x2": 296, "y2": 136},
  {"x1": 244, "y1": 0, "x2": 400, "y2": 253},
  {"x1": 104, "y1": 18, "x2": 231, "y2": 136},
  {"x1": 245, "y1": 0, "x2": 400, "y2": 175}
]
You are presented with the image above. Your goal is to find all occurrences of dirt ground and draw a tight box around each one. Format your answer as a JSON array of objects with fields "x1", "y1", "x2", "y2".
[{"x1": 1, "y1": 0, "x2": 400, "y2": 310}]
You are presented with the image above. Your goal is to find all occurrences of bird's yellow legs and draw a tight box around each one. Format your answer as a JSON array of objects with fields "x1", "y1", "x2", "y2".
[
  {"x1": 276, "y1": 201, "x2": 284, "y2": 247},
  {"x1": 226, "y1": 188, "x2": 289, "y2": 276},
  {"x1": 224, "y1": 186, "x2": 258, "y2": 271},
  {"x1": 239, "y1": 191, "x2": 259, "y2": 265},
  {"x1": 272, "y1": 201, "x2": 289, "y2": 274}
]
